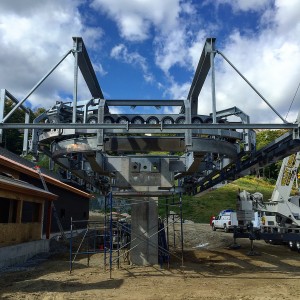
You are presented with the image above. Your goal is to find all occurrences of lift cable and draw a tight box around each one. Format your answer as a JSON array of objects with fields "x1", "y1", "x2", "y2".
[{"x1": 285, "y1": 79, "x2": 300, "y2": 121}]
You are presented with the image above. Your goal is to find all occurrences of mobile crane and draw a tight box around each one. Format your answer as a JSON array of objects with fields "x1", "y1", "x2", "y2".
[{"x1": 236, "y1": 152, "x2": 300, "y2": 251}]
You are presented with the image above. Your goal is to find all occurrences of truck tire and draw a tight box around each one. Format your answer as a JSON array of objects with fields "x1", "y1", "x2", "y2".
[
  {"x1": 212, "y1": 224, "x2": 216, "y2": 231},
  {"x1": 288, "y1": 241, "x2": 296, "y2": 251},
  {"x1": 224, "y1": 224, "x2": 229, "y2": 233},
  {"x1": 87, "y1": 115, "x2": 98, "y2": 124}
]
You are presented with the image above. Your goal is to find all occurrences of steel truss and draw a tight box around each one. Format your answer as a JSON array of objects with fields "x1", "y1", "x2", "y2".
[{"x1": 0, "y1": 36, "x2": 298, "y2": 196}]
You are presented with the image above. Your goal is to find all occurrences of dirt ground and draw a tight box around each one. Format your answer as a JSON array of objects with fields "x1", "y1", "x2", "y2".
[{"x1": 1, "y1": 223, "x2": 300, "y2": 300}]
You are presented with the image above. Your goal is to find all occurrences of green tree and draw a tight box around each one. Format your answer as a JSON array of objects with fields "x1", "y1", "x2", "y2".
[
  {"x1": 2, "y1": 99, "x2": 27, "y2": 154},
  {"x1": 256, "y1": 129, "x2": 287, "y2": 180},
  {"x1": 256, "y1": 129, "x2": 287, "y2": 150},
  {"x1": 1, "y1": 100, "x2": 46, "y2": 155}
]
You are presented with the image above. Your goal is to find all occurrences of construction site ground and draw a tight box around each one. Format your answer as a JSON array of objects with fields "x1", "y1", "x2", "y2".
[{"x1": 1, "y1": 223, "x2": 300, "y2": 299}]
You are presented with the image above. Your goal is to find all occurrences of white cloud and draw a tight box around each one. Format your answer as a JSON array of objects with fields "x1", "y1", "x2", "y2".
[
  {"x1": 154, "y1": 29, "x2": 189, "y2": 74},
  {"x1": 90, "y1": 0, "x2": 182, "y2": 41},
  {"x1": 273, "y1": 0, "x2": 300, "y2": 34},
  {"x1": 91, "y1": 0, "x2": 204, "y2": 100},
  {"x1": 110, "y1": 44, "x2": 154, "y2": 83},
  {"x1": 0, "y1": 0, "x2": 103, "y2": 110},
  {"x1": 215, "y1": 0, "x2": 271, "y2": 12},
  {"x1": 93, "y1": 63, "x2": 107, "y2": 76},
  {"x1": 209, "y1": 0, "x2": 300, "y2": 123},
  {"x1": 167, "y1": 81, "x2": 191, "y2": 100},
  {"x1": 91, "y1": 0, "x2": 300, "y2": 124},
  {"x1": 163, "y1": 0, "x2": 300, "y2": 123},
  {"x1": 2, "y1": 0, "x2": 299, "y2": 126},
  {"x1": 162, "y1": 80, "x2": 191, "y2": 114}
]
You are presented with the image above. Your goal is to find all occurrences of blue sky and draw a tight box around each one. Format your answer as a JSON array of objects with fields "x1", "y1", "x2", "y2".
[{"x1": 0, "y1": 0, "x2": 299, "y2": 122}]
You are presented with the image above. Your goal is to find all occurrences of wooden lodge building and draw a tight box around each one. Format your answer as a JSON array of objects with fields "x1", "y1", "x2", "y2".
[{"x1": 0, "y1": 147, "x2": 91, "y2": 248}]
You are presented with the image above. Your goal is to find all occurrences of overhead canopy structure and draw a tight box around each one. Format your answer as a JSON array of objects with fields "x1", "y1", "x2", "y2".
[{"x1": 0, "y1": 36, "x2": 295, "y2": 196}]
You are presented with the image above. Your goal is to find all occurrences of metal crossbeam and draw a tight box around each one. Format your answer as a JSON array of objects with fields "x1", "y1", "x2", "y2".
[
  {"x1": 0, "y1": 122, "x2": 297, "y2": 130},
  {"x1": 105, "y1": 100, "x2": 184, "y2": 106}
]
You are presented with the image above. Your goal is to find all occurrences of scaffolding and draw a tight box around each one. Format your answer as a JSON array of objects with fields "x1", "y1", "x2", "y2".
[
  {"x1": 69, "y1": 193, "x2": 131, "y2": 277},
  {"x1": 161, "y1": 192, "x2": 184, "y2": 267},
  {"x1": 69, "y1": 191, "x2": 184, "y2": 276}
]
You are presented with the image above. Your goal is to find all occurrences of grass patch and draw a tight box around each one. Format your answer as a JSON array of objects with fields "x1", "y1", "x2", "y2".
[{"x1": 158, "y1": 176, "x2": 275, "y2": 223}]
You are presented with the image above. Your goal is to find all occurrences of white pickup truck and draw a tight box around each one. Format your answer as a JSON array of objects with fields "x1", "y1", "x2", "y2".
[{"x1": 211, "y1": 210, "x2": 238, "y2": 232}]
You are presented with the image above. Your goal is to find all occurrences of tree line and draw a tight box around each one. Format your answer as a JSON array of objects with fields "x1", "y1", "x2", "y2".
[{"x1": 1, "y1": 99, "x2": 45, "y2": 154}]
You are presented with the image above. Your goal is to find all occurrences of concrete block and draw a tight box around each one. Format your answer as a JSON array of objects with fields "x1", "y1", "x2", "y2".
[
  {"x1": 0, "y1": 239, "x2": 49, "y2": 268},
  {"x1": 130, "y1": 198, "x2": 158, "y2": 265}
]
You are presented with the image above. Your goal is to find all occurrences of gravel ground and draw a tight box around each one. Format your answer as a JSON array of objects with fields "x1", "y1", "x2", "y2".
[{"x1": 1, "y1": 223, "x2": 300, "y2": 299}]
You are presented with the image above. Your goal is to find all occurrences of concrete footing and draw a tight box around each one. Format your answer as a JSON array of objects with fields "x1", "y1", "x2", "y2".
[
  {"x1": 0, "y1": 239, "x2": 50, "y2": 268},
  {"x1": 130, "y1": 198, "x2": 158, "y2": 265}
]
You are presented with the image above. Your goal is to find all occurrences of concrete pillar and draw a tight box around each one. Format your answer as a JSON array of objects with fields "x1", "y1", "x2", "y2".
[{"x1": 130, "y1": 197, "x2": 158, "y2": 265}]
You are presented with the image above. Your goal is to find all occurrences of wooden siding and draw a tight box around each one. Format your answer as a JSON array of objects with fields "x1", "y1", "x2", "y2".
[{"x1": 0, "y1": 223, "x2": 41, "y2": 247}]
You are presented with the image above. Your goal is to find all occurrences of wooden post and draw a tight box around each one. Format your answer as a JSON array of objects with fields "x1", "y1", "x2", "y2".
[
  {"x1": 8, "y1": 200, "x2": 14, "y2": 222},
  {"x1": 16, "y1": 200, "x2": 23, "y2": 223},
  {"x1": 46, "y1": 200, "x2": 53, "y2": 239}
]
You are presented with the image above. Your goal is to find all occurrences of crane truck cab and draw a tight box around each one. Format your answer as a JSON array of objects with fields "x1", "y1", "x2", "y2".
[{"x1": 211, "y1": 209, "x2": 238, "y2": 232}]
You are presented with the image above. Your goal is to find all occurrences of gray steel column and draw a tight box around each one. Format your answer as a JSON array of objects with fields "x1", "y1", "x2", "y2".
[
  {"x1": 243, "y1": 114, "x2": 251, "y2": 152},
  {"x1": 72, "y1": 39, "x2": 79, "y2": 123},
  {"x1": 184, "y1": 100, "x2": 192, "y2": 147},
  {"x1": 22, "y1": 111, "x2": 30, "y2": 155},
  {"x1": 0, "y1": 89, "x2": 5, "y2": 143},
  {"x1": 97, "y1": 99, "x2": 106, "y2": 149},
  {"x1": 210, "y1": 50, "x2": 217, "y2": 123},
  {"x1": 83, "y1": 100, "x2": 91, "y2": 123}
]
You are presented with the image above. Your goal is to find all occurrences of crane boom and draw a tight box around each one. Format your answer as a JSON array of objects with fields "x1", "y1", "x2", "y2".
[
  {"x1": 238, "y1": 152, "x2": 300, "y2": 227},
  {"x1": 271, "y1": 152, "x2": 300, "y2": 203}
]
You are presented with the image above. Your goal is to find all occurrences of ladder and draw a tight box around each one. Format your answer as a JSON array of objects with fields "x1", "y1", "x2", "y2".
[{"x1": 34, "y1": 166, "x2": 68, "y2": 242}]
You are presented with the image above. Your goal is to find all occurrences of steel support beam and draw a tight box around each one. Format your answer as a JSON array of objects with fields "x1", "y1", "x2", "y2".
[
  {"x1": 210, "y1": 46, "x2": 217, "y2": 123},
  {"x1": 216, "y1": 50, "x2": 287, "y2": 124},
  {"x1": 72, "y1": 38, "x2": 79, "y2": 123},
  {"x1": 0, "y1": 89, "x2": 5, "y2": 143},
  {"x1": 186, "y1": 38, "x2": 216, "y2": 115},
  {"x1": 72, "y1": 37, "x2": 105, "y2": 102},
  {"x1": 96, "y1": 99, "x2": 106, "y2": 149},
  {"x1": 2, "y1": 50, "x2": 72, "y2": 123},
  {"x1": 22, "y1": 111, "x2": 30, "y2": 155}
]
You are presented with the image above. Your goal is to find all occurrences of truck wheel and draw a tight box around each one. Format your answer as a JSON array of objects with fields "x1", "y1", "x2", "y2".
[
  {"x1": 212, "y1": 224, "x2": 216, "y2": 231},
  {"x1": 289, "y1": 241, "x2": 296, "y2": 251},
  {"x1": 87, "y1": 116, "x2": 98, "y2": 124},
  {"x1": 224, "y1": 224, "x2": 229, "y2": 233},
  {"x1": 296, "y1": 241, "x2": 300, "y2": 252}
]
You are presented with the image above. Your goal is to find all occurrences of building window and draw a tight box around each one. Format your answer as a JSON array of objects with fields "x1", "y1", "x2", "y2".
[
  {"x1": 0, "y1": 198, "x2": 17, "y2": 223},
  {"x1": 60, "y1": 208, "x2": 66, "y2": 219},
  {"x1": 22, "y1": 201, "x2": 41, "y2": 223}
]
